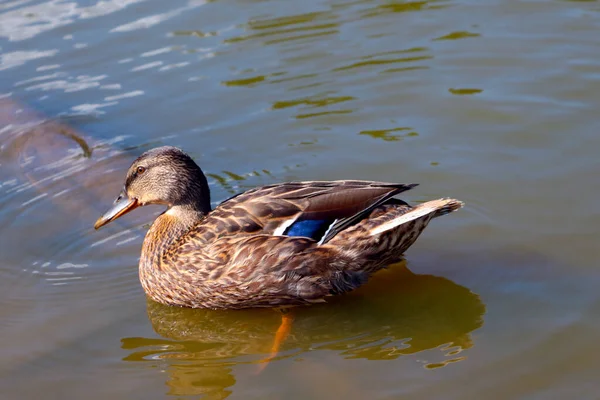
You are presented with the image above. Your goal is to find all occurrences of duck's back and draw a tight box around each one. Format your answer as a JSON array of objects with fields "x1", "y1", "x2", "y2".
[{"x1": 194, "y1": 180, "x2": 418, "y2": 241}]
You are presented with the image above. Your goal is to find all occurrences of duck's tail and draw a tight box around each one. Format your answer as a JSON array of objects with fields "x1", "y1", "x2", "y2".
[
  {"x1": 326, "y1": 198, "x2": 463, "y2": 269},
  {"x1": 369, "y1": 198, "x2": 464, "y2": 236}
]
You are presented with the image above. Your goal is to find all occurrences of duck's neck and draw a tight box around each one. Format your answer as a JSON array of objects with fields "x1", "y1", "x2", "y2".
[{"x1": 139, "y1": 205, "x2": 206, "y2": 293}]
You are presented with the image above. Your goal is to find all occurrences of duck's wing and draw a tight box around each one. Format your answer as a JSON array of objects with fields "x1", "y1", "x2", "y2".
[{"x1": 213, "y1": 180, "x2": 418, "y2": 243}]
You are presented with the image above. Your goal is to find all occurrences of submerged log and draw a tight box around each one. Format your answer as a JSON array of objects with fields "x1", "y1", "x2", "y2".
[{"x1": 0, "y1": 98, "x2": 132, "y2": 219}]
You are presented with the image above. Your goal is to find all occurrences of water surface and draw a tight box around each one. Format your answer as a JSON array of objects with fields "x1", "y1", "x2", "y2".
[{"x1": 1, "y1": 0, "x2": 599, "y2": 398}]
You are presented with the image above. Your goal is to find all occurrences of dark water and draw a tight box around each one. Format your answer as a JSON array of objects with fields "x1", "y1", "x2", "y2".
[{"x1": 1, "y1": 0, "x2": 599, "y2": 398}]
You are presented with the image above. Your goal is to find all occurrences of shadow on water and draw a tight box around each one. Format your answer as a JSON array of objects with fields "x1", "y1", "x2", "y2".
[{"x1": 122, "y1": 263, "x2": 485, "y2": 398}]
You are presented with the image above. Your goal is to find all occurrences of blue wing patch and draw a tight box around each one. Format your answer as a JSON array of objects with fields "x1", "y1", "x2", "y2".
[{"x1": 284, "y1": 219, "x2": 332, "y2": 241}]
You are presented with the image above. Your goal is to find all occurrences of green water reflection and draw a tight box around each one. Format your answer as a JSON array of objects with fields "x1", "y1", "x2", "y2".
[
  {"x1": 359, "y1": 127, "x2": 418, "y2": 142},
  {"x1": 122, "y1": 264, "x2": 485, "y2": 397}
]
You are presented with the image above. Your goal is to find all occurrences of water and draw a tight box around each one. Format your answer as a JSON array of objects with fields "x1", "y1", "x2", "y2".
[{"x1": 1, "y1": 0, "x2": 599, "y2": 398}]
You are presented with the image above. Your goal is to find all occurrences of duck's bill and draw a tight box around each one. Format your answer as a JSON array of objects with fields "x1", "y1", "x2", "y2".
[{"x1": 94, "y1": 190, "x2": 139, "y2": 230}]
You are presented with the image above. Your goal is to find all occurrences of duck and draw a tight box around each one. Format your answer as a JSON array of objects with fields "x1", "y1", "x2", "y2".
[{"x1": 94, "y1": 146, "x2": 463, "y2": 310}]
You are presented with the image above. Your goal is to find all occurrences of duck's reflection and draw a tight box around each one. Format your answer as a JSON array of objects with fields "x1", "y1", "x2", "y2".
[{"x1": 121, "y1": 263, "x2": 485, "y2": 398}]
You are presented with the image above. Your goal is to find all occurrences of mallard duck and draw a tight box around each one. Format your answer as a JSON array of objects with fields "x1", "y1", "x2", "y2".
[{"x1": 94, "y1": 146, "x2": 463, "y2": 309}]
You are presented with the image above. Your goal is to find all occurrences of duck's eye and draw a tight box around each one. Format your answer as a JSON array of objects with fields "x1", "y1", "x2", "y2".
[{"x1": 136, "y1": 166, "x2": 146, "y2": 175}]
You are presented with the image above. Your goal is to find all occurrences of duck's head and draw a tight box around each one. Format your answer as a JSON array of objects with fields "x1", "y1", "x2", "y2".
[{"x1": 94, "y1": 146, "x2": 211, "y2": 230}]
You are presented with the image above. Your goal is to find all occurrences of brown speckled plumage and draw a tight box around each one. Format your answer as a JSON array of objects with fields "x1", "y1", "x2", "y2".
[{"x1": 95, "y1": 146, "x2": 463, "y2": 309}]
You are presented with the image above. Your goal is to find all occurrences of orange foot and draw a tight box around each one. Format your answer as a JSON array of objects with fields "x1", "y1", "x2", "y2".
[{"x1": 257, "y1": 311, "x2": 294, "y2": 373}]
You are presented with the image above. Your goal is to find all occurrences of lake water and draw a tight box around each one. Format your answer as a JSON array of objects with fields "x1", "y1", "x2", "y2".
[{"x1": 1, "y1": 0, "x2": 599, "y2": 398}]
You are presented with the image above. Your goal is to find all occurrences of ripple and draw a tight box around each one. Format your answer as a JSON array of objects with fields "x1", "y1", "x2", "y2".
[
  {"x1": 104, "y1": 90, "x2": 145, "y2": 101},
  {"x1": 449, "y1": 88, "x2": 483, "y2": 95},
  {"x1": 23, "y1": 74, "x2": 107, "y2": 93},
  {"x1": 296, "y1": 109, "x2": 353, "y2": 119},
  {"x1": 31, "y1": 261, "x2": 88, "y2": 286},
  {"x1": 36, "y1": 64, "x2": 60, "y2": 71},
  {"x1": 90, "y1": 228, "x2": 138, "y2": 248},
  {"x1": 225, "y1": 11, "x2": 339, "y2": 45},
  {"x1": 0, "y1": 49, "x2": 58, "y2": 71},
  {"x1": 361, "y1": 0, "x2": 451, "y2": 18},
  {"x1": 223, "y1": 75, "x2": 266, "y2": 87},
  {"x1": 270, "y1": 73, "x2": 318, "y2": 84},
  {"x1": 110, "y1": 1, "x2": 207, "y2": 33},
  {"x1": 21, "y1": 192, "x2": 47, "y2": 207},
  {"x1": 359, "y1": 127, "x2": 418, "y2": 142},
  {"x1": 333, "y1": 47, "x2": 432, "y2": 72},
  {"x1": 158, "y1": 62, "x2": 189, "y2": 72},
  {"x1": 434, "y1": 30, "x2": 481, "y2": 41},
  {"x1": 0, "y1": 0, "x2": 148, "y2": 41},
  {"x1": 131, "y1": 61, "x2": 163, "y2": 72},
  {"x1": 273, "y1": 94, "x2": 355, "y2": 109},
  {"x1": 140, "y1": 47, "x2": 172, "y2": 57},
  {"x1": 70, "y1": 102, "x2": 118, "y2": 115},
  {"x1": 15, "y1": 72, "x2": 66, "y2": 86}
]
